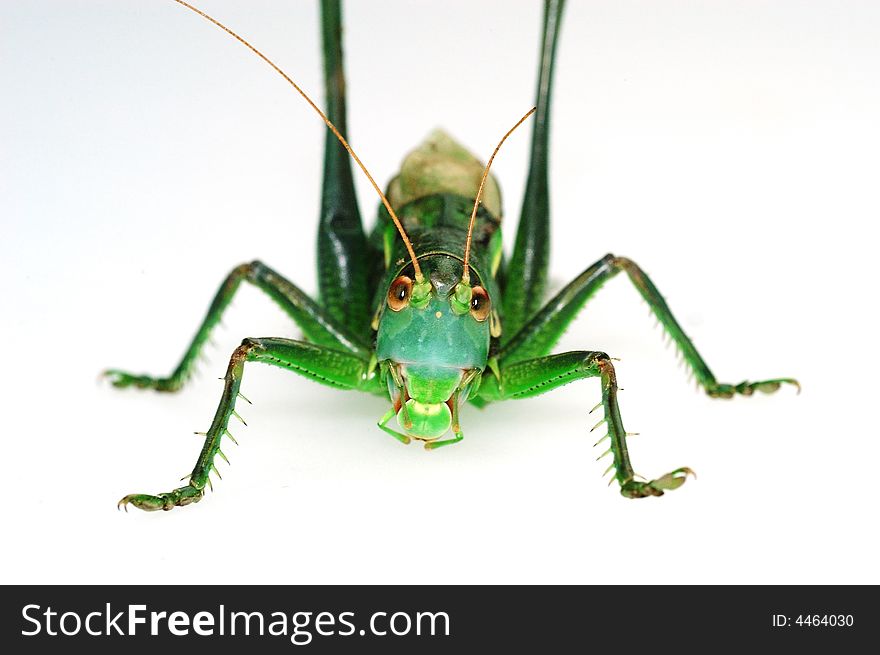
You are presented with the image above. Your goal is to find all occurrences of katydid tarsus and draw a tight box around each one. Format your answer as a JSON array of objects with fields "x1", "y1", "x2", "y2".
[{"x1": 106, "y1": 0, "x2": 798, "y2": 511}]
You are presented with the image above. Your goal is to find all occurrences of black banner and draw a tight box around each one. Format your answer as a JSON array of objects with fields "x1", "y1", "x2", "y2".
[{"x1": 2, "y1": 585, "x2": 873, "y2": 652}]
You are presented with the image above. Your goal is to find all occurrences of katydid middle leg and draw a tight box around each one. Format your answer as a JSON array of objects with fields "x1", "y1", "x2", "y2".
[
  {"x1": 118, "y1": 336, "x2": 380, "y2": 511},
  {"x1": 476, "y1": 351, "x2": 693, "y2": 497},
  {"x1": 104, "y1": 260, "x2": 370, "y2": 392},
  {"x1": 500, "y1": 0, "x2": 794, "y2": 397},
  {"x1": 500, "y1": 254, "x2": 799, "y2": 398}
]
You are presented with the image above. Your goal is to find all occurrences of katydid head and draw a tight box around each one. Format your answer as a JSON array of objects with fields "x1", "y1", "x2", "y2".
[
  {"x1": 376, "y1": 256, "x2": 490, "y2": 443},
  {"x1": 375, "y1": 108, "x2": 536, "y2": 444}
]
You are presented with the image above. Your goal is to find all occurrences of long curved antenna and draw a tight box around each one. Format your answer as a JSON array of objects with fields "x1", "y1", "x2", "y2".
[
  {"x1": 462, "y1": 107, "x2": 536, "y2": 284},
  {"x1": 171, "y1": 0, "x2": 424, "y2": 282}
]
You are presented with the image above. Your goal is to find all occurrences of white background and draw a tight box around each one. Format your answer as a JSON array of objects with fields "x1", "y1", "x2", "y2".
[{"x1": 2, "y1": 1, "x2": 878, "y2": 584}]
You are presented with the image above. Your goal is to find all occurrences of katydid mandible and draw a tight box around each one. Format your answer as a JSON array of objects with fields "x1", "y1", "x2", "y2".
[{"x1": 107, "y1": 0, "x2": 798, "y2": 511}]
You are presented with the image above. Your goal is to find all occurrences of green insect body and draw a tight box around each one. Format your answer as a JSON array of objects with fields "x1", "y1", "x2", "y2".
[{"x1": 107, "y1": 0, "x2": 797, "y2": 512}]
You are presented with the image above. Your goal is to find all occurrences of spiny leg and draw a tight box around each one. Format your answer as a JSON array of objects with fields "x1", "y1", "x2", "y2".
[
  {"x1": 475, "y1": 350, "x2": 693, "y2": 498},
  {"x1": 499, "y1": 254, "x2": 798, "y2": 398},
  {"x1": 104, "y1": 260, "x2": 371, "y2": 392},
  {"x1": 495, "y1": 0, "x2": 793, "y2": 398},
  {"x1": 502, "y1": 0, "x2": 566, "y2": 337},
  {"x1": 118, "y1": 337, "x2": 380, "y2": 511},
  {"x1": 316, "y1": 0, "x2": 373, "y2": 338},
  {"x1": 613, "y1": 256, "x2": 797, "y2": 397}
]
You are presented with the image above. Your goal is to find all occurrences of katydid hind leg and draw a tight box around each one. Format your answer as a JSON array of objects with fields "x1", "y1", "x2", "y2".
[
  {"x1": 499, "y1": 254, "x2": 798, "y2": 398},
  {"x1": 316, "y1": 0, "x2": 372, "y2": 339},
  {"x1": 104, "y1": 260, "x2": 371, "y2": 393},
  {"x1": 502, "y1": 0, "x2": 566, "y2": 339},
  {"x1": 475, "y1": 350, "x2": 693, "y2": 498},
  {"x1": 118, "y1": 337, "x2": 379, "y2": 512}
]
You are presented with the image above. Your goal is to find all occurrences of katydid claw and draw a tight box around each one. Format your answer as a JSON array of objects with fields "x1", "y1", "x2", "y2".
[
  {"x1": 620, "y1": 467, "x2": 695, "y2": 499},
  {"x1": 707, "y1": 378, "x2": 799, "y2": 399},
  {"x1": 103, "y1": 369, "x2": 147, "y2": 388},
  {"x1": 117, "y1": 485, "x2": 204, "y2": 512}
]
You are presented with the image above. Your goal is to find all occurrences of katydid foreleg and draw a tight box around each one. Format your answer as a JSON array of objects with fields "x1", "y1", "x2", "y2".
[
  {"x1": 499, "y1": 254, "x2": 799, "y2": 398},
  {"x1": 104, "y1": 260, "x2": 371, "y2": 392},
  {"x1": 118, "y1": 337, "x2": 379, "y2": 511},
  {"x1": 476, "y1": 351, "x2": 693, "y2": 497}
]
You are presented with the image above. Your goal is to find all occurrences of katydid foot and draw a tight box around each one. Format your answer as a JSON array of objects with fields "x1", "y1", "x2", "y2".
[
  {"x1": 118, "y1": 484, "x2": 204, "y2": 512},
  {"x1": 620, "y1": 467, "x2": 696, "y2": 499},
  {"x1": 707, "y1": 378, "x2": 800, "y2": 399},
  {"x1": 103, "y1": 369, "x2": 182, "y2": 392}
]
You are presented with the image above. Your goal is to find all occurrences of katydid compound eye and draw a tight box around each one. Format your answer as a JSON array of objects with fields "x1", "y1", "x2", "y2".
[
  {"x1": 387, "y1": 275, "x2": 413, "y2": 311},
  {"x1": 470, "y1": 286, "x2": 490, "y2": 321}
]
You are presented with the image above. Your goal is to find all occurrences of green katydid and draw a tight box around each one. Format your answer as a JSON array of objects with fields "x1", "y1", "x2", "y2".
[{"x1": 107, "y1": 0, "x2": 798, "y2": 511}]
